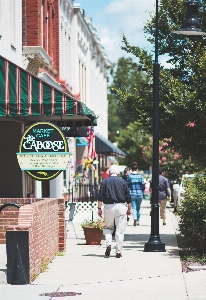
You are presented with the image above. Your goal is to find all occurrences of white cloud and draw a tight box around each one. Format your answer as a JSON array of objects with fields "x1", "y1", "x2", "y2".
[
  {"x1": 104, "y1": 0, "x2": 155, "y2": 16},
  {"x1": 93, "y1": 0, "x2": 156, "y2": 63}
]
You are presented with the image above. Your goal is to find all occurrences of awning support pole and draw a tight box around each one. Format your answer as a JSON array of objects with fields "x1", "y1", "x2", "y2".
[{"x1": 24, "y1": 117, "x2": 26, "y2": 131}]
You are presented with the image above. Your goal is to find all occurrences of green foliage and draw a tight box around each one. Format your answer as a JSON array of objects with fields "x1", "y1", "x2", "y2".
[
  {"x1": 31, "y1": 271, "x2": 38, "y2": 281},
  {"x1": 81, "y1": 219, "x2": 105, "y2": 230},
  {"x1": 143, "y1": 138, "x2": 198, "y2": 180},
  {"x1": 40, "y1": 258, "x2": 49, "y2": 273},
  {"x1": 177, "y1": 234, "x2": 206, "y2": 264},
  {"x1": 55, "y1": 251, "x2": 64, "y2": 256},
  {"x1": 178, "y1": 171, "x2": 206, "y2": 255},
  {"x1": 108, "y1": 57, "x2": 150, "y2": 142},
  {"x1": 118, "y1": 1, "x2": 206, "y2": 167},
  {"x1": 116, "y1": 122, "x2": 152, "y2": 170},
  {"x1": 108, "y1": 57, "x2": 153, "y2": 168}
]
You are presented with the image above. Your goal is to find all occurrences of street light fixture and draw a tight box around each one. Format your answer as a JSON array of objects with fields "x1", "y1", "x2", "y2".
[
  {"x1": 173, "y1": 1, "x2": 206, "y2": 36},
  {"x1": 144, "y1": 0, "x2": 165, "y2": 252}
]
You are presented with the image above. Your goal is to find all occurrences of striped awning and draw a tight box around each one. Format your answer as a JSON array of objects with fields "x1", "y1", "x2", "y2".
[{"x1": 0, "y1": 55, "x2": 97, "y2": 126}]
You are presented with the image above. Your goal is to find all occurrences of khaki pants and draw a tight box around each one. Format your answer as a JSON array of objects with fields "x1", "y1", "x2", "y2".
[
  {"x1": 103, "y1": 203, "x2": 127, "y2": 254},
  {"x1": 159, "y1": 199, "x2": 167, "y2": 220}
]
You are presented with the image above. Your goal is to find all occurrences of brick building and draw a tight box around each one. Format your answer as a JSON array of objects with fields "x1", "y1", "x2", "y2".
[{"x1": 0, "y1": 0, "x2": 99, "y2": 199}]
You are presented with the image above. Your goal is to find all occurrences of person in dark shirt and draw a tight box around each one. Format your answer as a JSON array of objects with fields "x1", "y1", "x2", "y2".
[
  {"x1": 98, "y1": 165, "x2": 131, "y2": 258},
  {"x1": 122, "y1": 167, "x2": 129, "y2": 181},
  {"x1": 150, "y1": 167, "x2": 171, "y2": 225},
  {"x1": 122, "y1": 167, "x2": 130, "y2": 222}
]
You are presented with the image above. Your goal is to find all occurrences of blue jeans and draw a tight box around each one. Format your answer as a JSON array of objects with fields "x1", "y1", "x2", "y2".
[{"x1": 131, "y1": 195, "x2": 143, "y2": 221}]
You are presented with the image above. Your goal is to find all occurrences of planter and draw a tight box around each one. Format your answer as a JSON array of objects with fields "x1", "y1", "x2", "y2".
[{"x1": 82, "y1": 226, "x2": 103, "y2": 245}]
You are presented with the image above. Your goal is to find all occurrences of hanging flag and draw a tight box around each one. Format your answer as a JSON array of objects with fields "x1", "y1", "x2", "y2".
[{"x1": 86, "y1": 126, "x2": 96, "y2": 160}]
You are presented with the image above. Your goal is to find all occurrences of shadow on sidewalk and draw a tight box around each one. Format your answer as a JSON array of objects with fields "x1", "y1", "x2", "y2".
[
  {"x1": 124, "y1": 233, "x2": 178, "y2": 248},
  {"x1": 81, "y1": 248, "x2": 179, "y2": 258},
  {"x1": 82, "y1": 254, "x2": 108, "y2": 258}
]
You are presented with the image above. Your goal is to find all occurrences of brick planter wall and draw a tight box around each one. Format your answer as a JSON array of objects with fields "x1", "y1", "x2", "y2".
[
  {"x1": 0, "y1": 198, "x2": 41, "y2": 244},
  {"x1": 6, "y1": 198, "x2": 66, "y2": 282}
]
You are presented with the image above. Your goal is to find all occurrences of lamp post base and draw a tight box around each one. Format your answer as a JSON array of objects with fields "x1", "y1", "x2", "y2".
[{"x1": 144, "y1": 236, "x2": 166, "y2": 252}]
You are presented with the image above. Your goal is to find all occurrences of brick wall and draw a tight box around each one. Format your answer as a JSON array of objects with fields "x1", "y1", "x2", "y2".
[
  {"x1": 0, "y1": 198, "x2": 41, "y2": 244},
  {"x1": 53, "y1": 0, "x2": 59, "y2": 80},
  {"x1": 22, "y1": 0, "x2": 60, "y2": 77},
  {"x1": 22, "y1": 0, "x2": 40, "y2": 46},
  {"x1": 6, "y1": 198, "x2": 66, "y2": 282}
]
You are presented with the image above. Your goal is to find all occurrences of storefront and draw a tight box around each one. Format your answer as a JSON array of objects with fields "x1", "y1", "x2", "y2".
[{"x1": 0, "y1": 55, "x2": 97, "y2": 198}]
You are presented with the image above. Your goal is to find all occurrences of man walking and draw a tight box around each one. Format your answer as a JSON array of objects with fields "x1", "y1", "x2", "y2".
[
  {"x1": 150, "y1": 167, "x2": 171, "y2": 225},
  {"x1": 98, "y1": 165, "x2": 131, "y2": 258}
]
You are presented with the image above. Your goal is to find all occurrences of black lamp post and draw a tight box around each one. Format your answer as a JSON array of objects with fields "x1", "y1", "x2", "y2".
[{"x1": 144, "y1": 0, "x2": 165, "y2": 252}]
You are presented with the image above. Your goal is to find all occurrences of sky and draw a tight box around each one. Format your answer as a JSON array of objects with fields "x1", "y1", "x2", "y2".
[{"x1": 74, "y1": 0, "x2": 156, "y2": 64}]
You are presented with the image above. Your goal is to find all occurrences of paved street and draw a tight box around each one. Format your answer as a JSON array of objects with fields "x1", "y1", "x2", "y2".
[{"x1": 0, "y1": 200, "x2": 206, "y2": 299}]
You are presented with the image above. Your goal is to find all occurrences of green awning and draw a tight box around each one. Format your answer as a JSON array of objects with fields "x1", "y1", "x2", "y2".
[
  {"x1": 95, "y1": 133, "x2": 126, "y2": 157},
  {"x1": 0, "y1": 55, "x2": 97, "y2": 126}
]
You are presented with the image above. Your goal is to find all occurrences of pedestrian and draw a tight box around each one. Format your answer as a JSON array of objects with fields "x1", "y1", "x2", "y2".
[
  {"x1": 101, "y1": 166, "x2": 109, "y2": 180},
  {"x1": 98, "y1": 164, "x2": 131, "y2": 258},
  {"x1": 122, "y1": 167, "x2": 130, "y2": 222},
  {"x1": 122, "y1": 167, "x2": 130, "y2": 181},
  {"x1": 172, "y1": 180, "x2": 180, "y2": 212},
  {"x1": 126, "y1": 162, "x2": 145, "y2": 226},
  {"x1": 150, "y1": 167, "x2": 171, "y2": 225}
]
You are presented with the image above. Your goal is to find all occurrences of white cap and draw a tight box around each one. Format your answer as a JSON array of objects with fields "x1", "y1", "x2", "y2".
[{"x1": 109, "y1": 164, "x2": 119, "y2": 175}]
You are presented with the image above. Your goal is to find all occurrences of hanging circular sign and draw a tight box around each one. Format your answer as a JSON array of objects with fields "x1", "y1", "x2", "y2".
[{"x1": 17, "y1": 122, "x2": 69, "y2": 181}]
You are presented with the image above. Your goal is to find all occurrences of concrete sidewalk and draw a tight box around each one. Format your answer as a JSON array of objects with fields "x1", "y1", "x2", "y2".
[{"x1": 0, "y1": 200, "x2": 206, "y2": 299}]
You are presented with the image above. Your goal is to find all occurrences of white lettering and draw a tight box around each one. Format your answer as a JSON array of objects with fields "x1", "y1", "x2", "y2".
[{"x1": 22, "y1": 135, "x2": 65, "y2": 152}]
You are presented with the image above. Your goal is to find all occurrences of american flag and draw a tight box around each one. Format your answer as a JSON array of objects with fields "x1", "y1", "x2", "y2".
[{"x1": 86, "y1": 126, "x2": 96, "y2": 160}]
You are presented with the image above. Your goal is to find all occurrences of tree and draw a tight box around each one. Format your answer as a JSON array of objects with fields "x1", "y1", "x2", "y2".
[
  {"x1": 117, "y1": 0, "x2": 206, "y2": 167},
  {"x1": 116, "y1": 123, "x2": 152, "y2": 171},
  {"x1": 108, "y1": 57, "x2": 150, "y2": 142},
  {"x1": 142, "y1": 138, "x2": 198, "y2": 180}
]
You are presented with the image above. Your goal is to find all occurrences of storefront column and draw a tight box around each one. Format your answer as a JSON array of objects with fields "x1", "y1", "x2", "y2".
[
  {"x1": 50, "y1": 173, "x2": 64, "y2": 198},
  {"x1": 35, "y1": 181, "x2": 42, "y2": 198}
]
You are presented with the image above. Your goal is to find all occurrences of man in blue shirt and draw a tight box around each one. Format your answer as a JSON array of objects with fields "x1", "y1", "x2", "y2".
[{"x1": 127, "y1": 162, "x2": 145, "y2": 226}]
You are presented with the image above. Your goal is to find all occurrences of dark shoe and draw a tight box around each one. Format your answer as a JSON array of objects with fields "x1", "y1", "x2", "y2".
[
  {"x1": 105, "y1": 245, "x2": 111, "y2": 258},
  {"x1": 133, "y1": 220, "x2": 137, "y2": 226},
  {"x1": 163, "y1": 222, "x2": 166, "y2": 225},
  {"x1": 116, "y1": 253, "x2": 122, "y2": 258},
  {"x1": 137, "y1": 222, "x2": 139, "y2": 226}
]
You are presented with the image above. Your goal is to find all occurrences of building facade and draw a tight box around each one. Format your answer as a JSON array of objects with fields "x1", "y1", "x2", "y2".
[
  {"x1": 0, "y1": 0, "x2": 23, "y2": 198},
  {"x1": 0, "y1": 0, "x2": 22, "y2": 65},
  {"x1": 59, "y1": 2, "x2": 109, "y2": 191},
  {"x1": 0, "y1": 0, "x2": 109, "y2": 198}
]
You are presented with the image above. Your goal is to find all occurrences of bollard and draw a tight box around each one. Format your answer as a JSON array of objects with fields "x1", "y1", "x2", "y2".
[
  {"x1": 10, "y1": 244, "x2": 27, "y2": 285},
  {"x1": 6, "y1": 231, "x2": 30, "y2": 284}
]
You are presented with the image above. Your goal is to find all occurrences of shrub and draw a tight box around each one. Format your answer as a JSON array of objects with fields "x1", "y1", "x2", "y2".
[{"x1": 178, "y1": 171, "x2": 206, "y2": 256}]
